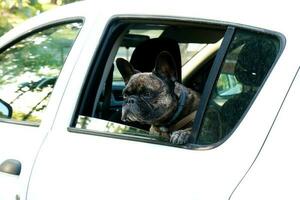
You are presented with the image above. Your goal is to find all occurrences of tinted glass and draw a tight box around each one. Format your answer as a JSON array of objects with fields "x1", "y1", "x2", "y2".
[{"x1": 198, "y1": 29, "x2": 280, "y2": 145}]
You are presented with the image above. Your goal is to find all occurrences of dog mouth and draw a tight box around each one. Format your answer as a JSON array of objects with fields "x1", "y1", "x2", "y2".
[
  {"x1": 121, "y1": 98, "x2": 160, "y2": 124},
  {"x1": 121, "y1": 107, "x2": 138, "y2": 122},
  {"x1": 121, "y1": 104, "x2": 154, "y2": 124}
]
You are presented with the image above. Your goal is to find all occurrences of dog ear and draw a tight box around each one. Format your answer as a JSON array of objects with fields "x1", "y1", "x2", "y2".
[
  {"x1": 153, "y1": 51, "x2": 178, "y2": 82},
  {"x1": 116, "y1": 58, "x2": 139, "y2": 84}
]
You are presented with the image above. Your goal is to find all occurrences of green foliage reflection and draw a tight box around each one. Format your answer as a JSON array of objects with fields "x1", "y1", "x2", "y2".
[{"x1": 0, "y1": 22, "x2": 82, "y2": 123}]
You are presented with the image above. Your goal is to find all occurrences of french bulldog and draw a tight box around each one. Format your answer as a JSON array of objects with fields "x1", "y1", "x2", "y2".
[{"x1": 116, "y1": 51, "x2": 200, "y2": 144}]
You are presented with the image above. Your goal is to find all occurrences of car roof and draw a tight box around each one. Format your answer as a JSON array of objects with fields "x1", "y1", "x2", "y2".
[
  {"x1": 66, "y1": 0, "x2": 297, "y2": 50},
  {"x1": 1, "y1": 0, "x2": 297, "y2": 43},
  {"x1": 13, "y1": 0, "x2": 294, "y2": 33},
  {"x1": 80, "y1": 0, "x2": 295, "y2": 33}
]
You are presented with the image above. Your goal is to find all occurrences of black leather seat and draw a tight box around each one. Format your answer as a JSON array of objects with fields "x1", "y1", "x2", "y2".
[
  {"x1": 220, "y1": 38, "x2": 278, "y2": 135},
  {"x1": 130, "y1": 38, "x2": 182, "y2": 82}
]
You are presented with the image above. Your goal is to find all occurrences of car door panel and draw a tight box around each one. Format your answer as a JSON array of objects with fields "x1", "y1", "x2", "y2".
[
  {"x1": 0, "y1": 11, "x2": 86, "y2": 200},
  {"x1": 28, "y1": 122, "x2": 272, "y2": 200},
  {"x1": 230, "y1": 68, "x2": 300, "y2": 199}
]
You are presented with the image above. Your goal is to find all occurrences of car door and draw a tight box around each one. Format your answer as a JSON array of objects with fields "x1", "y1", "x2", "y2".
[
  {"x1": 230, "y1": 67, "x2": 300, "y2": 199},
  {"x1": 0, "y1": 6, "x2": 88, "y2": 200},
  {"x1": 26, "y1": 11, "x2": 288, "y2": 200}
]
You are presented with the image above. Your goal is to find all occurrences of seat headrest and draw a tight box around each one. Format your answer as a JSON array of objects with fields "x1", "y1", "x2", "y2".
[
  {"x1": 130, "y1": 38, "x2": 182, "y2": 82},
  {"x1": 235, "y1": 38, "x2": 278, "y2": 87}
]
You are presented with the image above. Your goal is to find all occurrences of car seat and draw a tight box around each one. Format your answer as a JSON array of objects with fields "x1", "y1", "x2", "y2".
[
  {"x1": 130, "y1": 38, "x2": 182, "y2": 82},
  {"x1": 220, "y1": 37, "x2": 278, "y2": 135}
]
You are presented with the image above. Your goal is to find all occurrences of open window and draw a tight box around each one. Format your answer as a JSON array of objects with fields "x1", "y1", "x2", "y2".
[{"x1": 71, "y1": 17, "x2": 283, "y2": 148}]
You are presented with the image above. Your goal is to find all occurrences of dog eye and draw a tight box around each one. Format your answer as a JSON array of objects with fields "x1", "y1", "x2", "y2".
[{"x1": 123, "y1": 94, "x2": 128, "y2": 99}]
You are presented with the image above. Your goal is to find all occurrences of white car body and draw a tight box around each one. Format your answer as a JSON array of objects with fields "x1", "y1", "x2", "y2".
[{"x1": 0, "y1": 1, "x2": 299, "y2": 200}]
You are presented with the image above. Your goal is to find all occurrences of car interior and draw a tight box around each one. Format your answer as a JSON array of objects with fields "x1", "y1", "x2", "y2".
[
  {"x1": 74, "y1": 20, "x2": 280, "y2": 146},
  {"x1": 75, "y1": 22, "x2": 227, "y2": 138}
]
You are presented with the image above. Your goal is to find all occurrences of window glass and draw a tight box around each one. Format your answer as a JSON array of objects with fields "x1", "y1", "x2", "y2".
[
  {"x1": 0, "y1": 22, "x2": 82, "y2": 124},
  {"x1": 198, "y1": 29, "x2": 280, "y2": 145}
]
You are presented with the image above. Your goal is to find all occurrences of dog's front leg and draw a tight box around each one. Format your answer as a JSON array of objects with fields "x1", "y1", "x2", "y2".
[{"x1": 170, "y1": 128, "x2": 192, "y2": 144}]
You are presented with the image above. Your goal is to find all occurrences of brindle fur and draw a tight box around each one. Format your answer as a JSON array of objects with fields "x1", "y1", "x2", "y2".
[{"x1": 116, "y1": 51, "x2": 200, "y2": 144}]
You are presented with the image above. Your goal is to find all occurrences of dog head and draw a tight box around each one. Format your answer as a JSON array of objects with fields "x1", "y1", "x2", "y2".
[{"x1": 116, "y1": 51, "x2": 179, "y2": 125}]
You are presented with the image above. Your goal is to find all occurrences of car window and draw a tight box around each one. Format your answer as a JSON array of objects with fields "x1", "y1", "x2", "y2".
[
  {"x1": 72, "y1": 18, "x2": 282, "y2": 148},
  {"x1": 197, "y1": 29, "x2": 280, "y2": 145},
  {"x1": 0, "y1": 21, "x2": 82, "y2": 125},
  {"x1": 73, "y1": 19, "x2": 225, "y2": 144}
]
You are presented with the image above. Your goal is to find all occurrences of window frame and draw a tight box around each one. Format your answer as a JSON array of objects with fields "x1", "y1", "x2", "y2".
[
  {"x1": 192, "y1": 28, "x2": 285, "y2": 149},
  {"x1": 0, "y1": 18, "x2": 84, "y2": 127},
  {"x1": 189, "y1": 26, "x2": 235, "y2": 145},
  {"x1": 69, "y1": 15, "x2": 285, "y2": 150}
]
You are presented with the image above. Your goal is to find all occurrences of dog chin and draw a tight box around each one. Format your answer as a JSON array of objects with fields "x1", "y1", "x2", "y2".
[
  {"x1": 121, "y1": 109, "x2": 138, "y2": 122},
  {"x1": 122, "y1": 110, "x2": 154, "y2": 125}
]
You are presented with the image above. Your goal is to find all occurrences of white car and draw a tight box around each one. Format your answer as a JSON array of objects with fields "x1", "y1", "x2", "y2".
[{"x1": 0, "y1": 1, "x2": 299, "y2": 200}]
